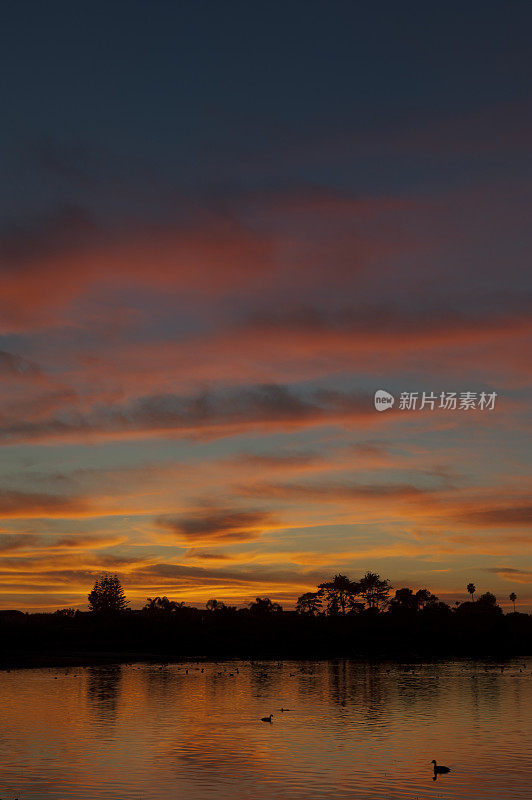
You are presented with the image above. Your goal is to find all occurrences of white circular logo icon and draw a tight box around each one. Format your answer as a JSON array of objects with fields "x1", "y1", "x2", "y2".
[{"x1": 374, "y1": 389, "x2": 395, "y2": 411}]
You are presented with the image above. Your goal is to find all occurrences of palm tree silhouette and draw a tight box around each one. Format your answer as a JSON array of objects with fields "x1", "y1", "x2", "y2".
[
  {"x1": 509, "y1": 592, "x2": 517, "y2": 613},
  {"x1": 144, "y1": 596, "x2": 184, "y2": 613},
  {"x1": 467, "y1": 583, "x2": 476, "y2": 601}
]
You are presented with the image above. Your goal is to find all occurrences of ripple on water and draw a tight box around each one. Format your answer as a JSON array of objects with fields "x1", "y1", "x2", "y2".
[{"x1": 0, "y1": 659, "x2": 530, "y2": 799}]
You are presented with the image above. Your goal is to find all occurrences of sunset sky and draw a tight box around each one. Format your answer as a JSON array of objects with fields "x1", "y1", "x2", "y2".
[{"x1": 1, "y1": 1, "x2": 530, "y2": 611}]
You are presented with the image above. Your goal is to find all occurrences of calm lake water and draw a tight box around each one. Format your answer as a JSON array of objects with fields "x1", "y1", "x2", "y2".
[{"x1": 0, "y1": 659, "x2": 530, "y2": 800}]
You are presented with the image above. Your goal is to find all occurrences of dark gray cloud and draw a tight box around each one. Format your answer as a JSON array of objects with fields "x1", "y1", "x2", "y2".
[
  {"x1": 1, "y1": 204, "x2": 98, "y2": 265},
  {"x1": 455, "y1": 505, "x2": 532, "y2": 526},
  {"x1": 238, "y1": 480, "x2": 431, "y2": 503},
  {"x1": 0, "y1": 490, "x2": 87, "y2": 518},
  {"x1": 157, "y1": 508, "x2": 274, "y2": 543},
  {"x1": 230, "y1": 450, "x2": 321, "y2": 469},
  {"x1": 184, "y1": 550, "x2": 232, "y2": 561},
  {"x1": 0, "y1": 350, "x2": 41, "y2": 377},
  {"x1": 238, "y1": 302, "x2": 532, "y2": 340},
  {"x1": 0, "y1": 533, "x2": 40, "y2": 552},
  {"x1": 129, "y1": 561, "x2": 324, "y2": 589},
  {"x1": 483, "y1": 567, "x2": 530, "y2": 575},
  {"x1": 53, "y1": 534, "x2": 124, "y2": 549},
  {"x1": 0, "y1": 384, "x2": 377, "y2": 445},
  {"x1": 0, "y1": 568, "x2": 97, "y2": 584}
]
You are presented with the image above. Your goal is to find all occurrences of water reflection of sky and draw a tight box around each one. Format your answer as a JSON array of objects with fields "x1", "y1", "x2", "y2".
[{"x1": 0, "y1": 660, "x2": 530, "y2": 799}]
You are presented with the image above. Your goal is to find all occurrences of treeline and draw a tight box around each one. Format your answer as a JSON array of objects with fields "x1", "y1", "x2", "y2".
[
  {"x1": 0, "y1": 573, "x2": 529, "y2": 667},
  {"x1": 82, "y1": 572, "x2": 518, "y2": 617},
  {"x1": 83, "y1": 571, "x2": 523, "y2": 621}
]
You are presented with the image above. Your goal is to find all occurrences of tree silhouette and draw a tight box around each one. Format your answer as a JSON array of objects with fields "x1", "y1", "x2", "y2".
[
  {"x1": 144, "y1": 596, "x2": 160, "y2": 613},
  {"x1": 389, "y1": 587, "x2": 417, "y2": 611},
  {"x1": 249, "y1": 597, "x2": 283, "y2": 615},
  {"x1": 388, "y1": 587, "x2": 438, "y2": 612},
  {"x1": 1, "y1": 570, "x2": 529, "y2": 665},
  {"x1": 467, "y1": 582, "x2": 476, "y2": 601},
  {"x1": 54, "y1": 607, "x2": 76, "y2": 618},
  {"x1": 295, "y1": 591, "x2": 322, "y2": 616},
  {"x1": 318, "y1": 574, "x2": 361, "y2": 615},
  {"x1": 358, "y1": 572, "x2": 392, "y2": 611},
  {"x1": 143, "y1": 596, "x2": 184, "y2": 613},
  {"x1": 88, "y1": 574, "x2": 128, "y2": 614},
  {"x1": 206, "y1": 598, "x2": 225, "y2": 612},
  {"x1": 415, "y1": 588, "x2": 439, "y2": 609},
  {"x1": 206, "y1": 598, "x2": 236, "y2": 613},
  {"x1": 476, "y1": 592, "x2": 501, "y2": 614}
]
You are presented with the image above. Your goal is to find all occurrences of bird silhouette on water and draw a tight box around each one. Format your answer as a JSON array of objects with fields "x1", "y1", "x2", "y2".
[
  {"x1": 261, "y1": 714, "x2": 274, "y2": 722},
  {"x1": 431, "y1": 760, "x2": 451, "y2": 780}
]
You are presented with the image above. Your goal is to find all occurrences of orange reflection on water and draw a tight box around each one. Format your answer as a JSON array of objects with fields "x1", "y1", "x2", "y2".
[{"x1": 0, "y1": 659, "x2": 530, "y2": 799}]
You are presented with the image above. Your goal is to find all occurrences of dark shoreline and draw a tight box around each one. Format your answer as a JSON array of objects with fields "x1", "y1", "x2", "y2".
[
  {"x1": 1, "y1": 605, "x2": 530, "y2": 670},
  {"x1": 1, "y1": 650, "x2": 529, "y2": 671}
]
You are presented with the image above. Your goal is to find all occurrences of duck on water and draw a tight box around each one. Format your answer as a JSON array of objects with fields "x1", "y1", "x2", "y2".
[{"x1": 431, "y1": 760, "x2": 451, "y2": 780}]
